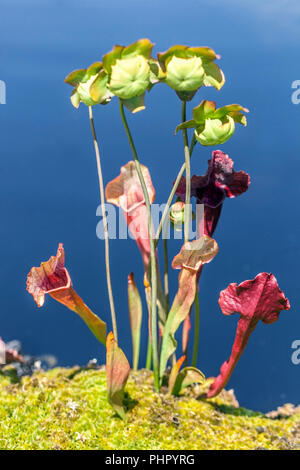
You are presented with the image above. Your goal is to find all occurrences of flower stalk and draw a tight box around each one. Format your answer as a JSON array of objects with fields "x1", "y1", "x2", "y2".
[
  {"x1": 181, "y1": 101, "x2": 191, "y2": 242},
  {"x1": 119, "y1": 100, "x2": 159, "y2": 391},
  {"x1": 154, "y1": 134, "x2": 197, "y2": 246},
  {"x1": 88, "y1": 106, "x2": 118, "y2": 342}
]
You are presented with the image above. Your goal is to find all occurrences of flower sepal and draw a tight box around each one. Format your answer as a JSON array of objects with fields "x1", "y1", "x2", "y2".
[
  {"x1": 103, "y1": 39, "x2": 154, "y2": 101},
  {"x1": 158, "y1": 45, "x2": 224, "y2": 97},
  {"x1": 175, "y1": 100, "x2": 248, "y2": 146},
  {"x1": 65, "y1": 62, "x2": 113, "y2": 108}
]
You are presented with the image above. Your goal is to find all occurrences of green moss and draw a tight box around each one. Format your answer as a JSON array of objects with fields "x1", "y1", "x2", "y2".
[{"x1": 0, "y1": 367, "x2": 299, "y2": 450}]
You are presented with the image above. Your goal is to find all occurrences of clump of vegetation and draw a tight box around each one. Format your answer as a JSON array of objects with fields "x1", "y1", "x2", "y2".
[
  {"x1": 0, "y1": 367, "x2": 299, "y2": 450},
  {"x1": 22, "y1": 38, "x2": 291, "y2": 421}
]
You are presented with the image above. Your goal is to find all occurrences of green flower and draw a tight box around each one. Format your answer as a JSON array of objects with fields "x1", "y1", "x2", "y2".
[
  {"x1": 102, "y1": 39, "x2": 156, "y2": 112},
  {"x1": 64, "y1": 62, "x2": 113, "y2": 108},
  {"x1": 176, "y1": 100, "x2": 248, "y2": 146},
  {"x1": 158, "y1": 45, "x2": 225, "y2": 100}
]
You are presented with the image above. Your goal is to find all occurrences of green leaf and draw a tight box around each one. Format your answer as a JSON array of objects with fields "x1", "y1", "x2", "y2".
[
  {"x1": 106, "y1": 332, "x2": 130, "y2": 420},
  {"x1": 159, "y1": 269, "x2": 197, "y2": 382},
  {"x1": 128, "y1": 273, "x2": 142, "y2": 370},
  {"x1": 121, "y1": 93, "x2": 146, "y2": 113},
  {"x1": 159, "y1": 237, "x2": 219, "y2": 382},
  {"x1": 172, "y1": 367, "x2": 205, "y2": 396},
  {"x1": 64, "y1": 69, "x2": 87, "y2": 86},
  {"x1": 168, "y1": 355, "x2": 186, "y2": 395},
  {"x1": 202, "y1": 61, "x2": 225, "y2": 90}
]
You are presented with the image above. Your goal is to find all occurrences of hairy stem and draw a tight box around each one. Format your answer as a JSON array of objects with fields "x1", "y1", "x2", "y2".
[
  {"x1": 88, "y1": 107, "x2": 118, "y2": 342},
  {"x1": 119, "y1": 100, "x2": 159, "y2": 391}
]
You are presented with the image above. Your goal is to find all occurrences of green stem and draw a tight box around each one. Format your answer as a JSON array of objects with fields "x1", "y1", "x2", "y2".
[
  {"x1": 181, "y1": 101, "x2": 191, "y2": 243},
  {"x1": 163, "y1": 220, "x2": 170, "y2": 315},
  {"x1": 154, "y1": 134, "x2": 196, "y2": 246},
  {"x1": 88, "y1": 107, "x2": 118, "y2": 342},
  {"x1": 146, "y1": 336, "x2": 152, "y2": 370},
  {"x1": 119, "y1": 100, "x2": 159, "y2": 391},
  {"x1": 192, "y1": 288, "x2": 200, "y2": 367}
]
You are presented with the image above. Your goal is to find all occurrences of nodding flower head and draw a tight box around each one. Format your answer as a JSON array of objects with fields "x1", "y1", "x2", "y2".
[
  {"x1": 176, "y1": 150, "x2": 250, "y2": 236},
  {"x1": 158, "y1": 46, "x2": 224, "y2": 100}
]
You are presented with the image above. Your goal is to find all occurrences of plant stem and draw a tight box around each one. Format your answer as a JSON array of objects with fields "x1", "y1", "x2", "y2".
[
  {"x1": 154, "y1": 134, "x2": 196, "y2": 246},
  {"x1": 146, "y1": 337, "x2": 152, "y2": 369},
  {"x1": 192, "y1": 288, "x2": 200, "y2": 367},
  {"x1": 163, "y1": 220, "x2": 170, "y2": 315},
  {"x1": 88, "y1": 107, "x2": 118, "y2": 342},
  {"x1": 181, "y1": 100, "x2": 191, "y2": 243},
  {"x1": 119, "y1": 100, "x2": 159, "y2": 391}
]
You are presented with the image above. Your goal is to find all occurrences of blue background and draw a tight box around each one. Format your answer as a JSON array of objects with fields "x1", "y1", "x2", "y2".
[{"x1": 1, "y1": 0, "x2": 299, "y2": 412}]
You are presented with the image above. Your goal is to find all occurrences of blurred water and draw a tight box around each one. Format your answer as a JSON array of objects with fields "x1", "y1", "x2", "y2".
[{"x1": 1, "y1": 0, "x2": 299, "y2": 412}]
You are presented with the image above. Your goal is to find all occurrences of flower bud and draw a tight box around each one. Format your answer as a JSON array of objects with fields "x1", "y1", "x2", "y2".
[
  {"x1": 169, "y1": 201, "x2": 185, "y2": 231},
  {"x1": 109, "y1": 55, "x2": 151, "y2": 100},
  {"x1": 195, "y1": 116, "x2": 235, "y2": 146},
  {"x1": 165, "y1": 56, "x2": 205, "y2": 92},
  {"x1": 158, "y1": 45, "x2": 224, "y2": 99}
]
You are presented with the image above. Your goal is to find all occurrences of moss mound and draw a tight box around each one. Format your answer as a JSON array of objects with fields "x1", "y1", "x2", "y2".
[{"x1": 0, "y1": 367, "x2": 299, "y2": 450}]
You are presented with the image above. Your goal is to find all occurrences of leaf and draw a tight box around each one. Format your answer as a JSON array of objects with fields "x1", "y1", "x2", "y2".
[
  {"x1": 207, "y1": 273, "x2": 290, "y2": 398},
  {"x1": 106, "y1": 332, "x2": 130, "y2": 420},
  {"x1": 168, "y1": 355, "x2": 185, "y2": 395},
  {"x1": 172, "y1": 367, "x2": 205, "y2": 396},
  {"x1": 128, "y1": 273, "x2": 142, "y2": 370},
  {"x1": 159, "y1": 237, "x2": 218, "y2": 382},
  {"x1": 159, "y1": 269, "x2": 197, "y2": 382}
]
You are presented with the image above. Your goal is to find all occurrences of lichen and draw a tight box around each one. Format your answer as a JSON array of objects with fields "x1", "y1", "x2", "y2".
[{"x1": 0, "y1": 367, "x2": 299, "y2": 450}]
